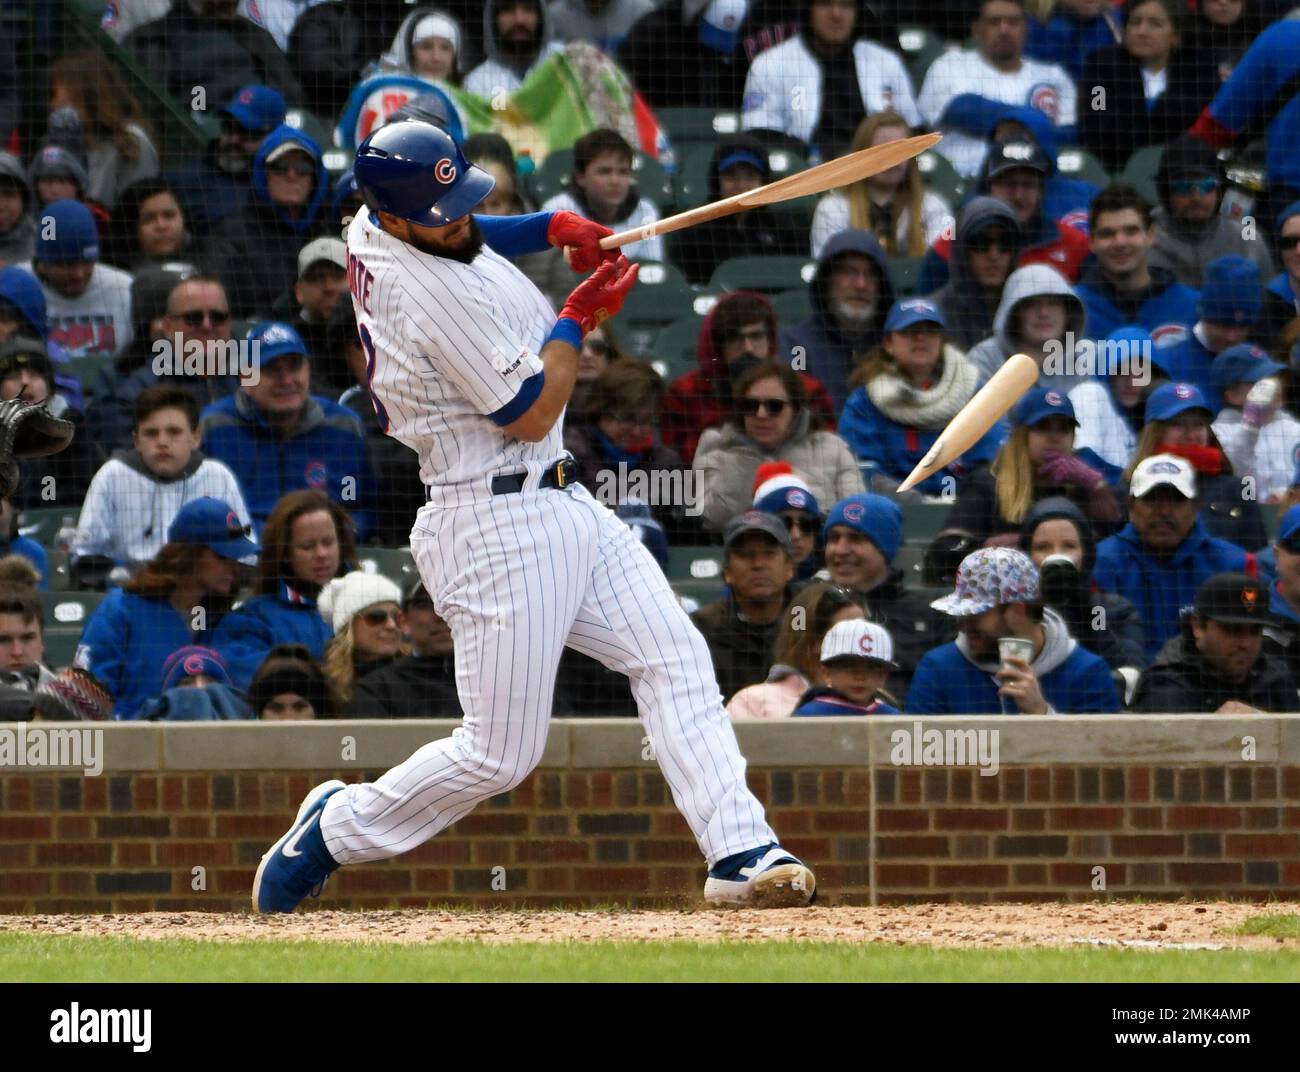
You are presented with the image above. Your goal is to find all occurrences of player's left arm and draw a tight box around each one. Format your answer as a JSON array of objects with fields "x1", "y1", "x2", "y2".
[{"x1": 475, "y1": 210, "x2": 616, "y2": 271}]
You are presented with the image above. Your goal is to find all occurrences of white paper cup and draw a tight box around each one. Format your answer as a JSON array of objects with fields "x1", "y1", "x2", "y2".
[{"x1": 998, "y1": 636, "x2": 1034, "y2": 668}]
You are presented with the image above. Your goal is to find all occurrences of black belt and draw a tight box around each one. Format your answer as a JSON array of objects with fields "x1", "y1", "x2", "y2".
[{"x1": 490, "y1": 459, "x2": 577, "y2": 495}]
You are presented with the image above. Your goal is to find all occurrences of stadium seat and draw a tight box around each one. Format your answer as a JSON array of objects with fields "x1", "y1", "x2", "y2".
[
  {"x1": 672, "y1": 578, "x2": 725, "y2": 609},
  {"x1": 709, "y1": 255, "x2": 816, "y2": 295},
  {"x1": 649, "y1": 315, "x2": 705, "y2": 381},
  {"x1": 675, "y1": 145, "x2": 809, "y2": 208},
  {"x1": 1121, "y1": 145, "x2": 1163, "y2": 206},
  {"x1": 901, "y1": 499, "x2": 954, "y2": 544},
  {"x1": 888, "y1": 256, "x2": 924, "y2": 296},
  {"x1": 619, "y1": 261, "x2": 697, "y2": 358},
  {"x1": 917, "y1": 150, "x2": 965, "y2": 207},
  {"x1": 894, "y1": 543, "x2": 927, "y2": 583},
  {"x1": 657, "y1": 108, "x2": 741, "y2": 149},
  {"x1": 770, "y1": 287, "x2": 812, "y2": 323},
  {"x1": 897, "y1": 26, "x2": 948, "y2": 87},
  {"x1": 668, "y1": 545, "x2": 724, "y2": 583},
  {"x1": 41, "y1": 591, "x2": 104, "y2": 668},
  {"x1": 46, "y1": 549, "x2": 71, "y2": 592},
  {"x1": 1056, "y1": 148, "x2": 1111, "y2": 189},
  {"x1": 17, "y1": 507, "x2": 75, "y2": 549}
]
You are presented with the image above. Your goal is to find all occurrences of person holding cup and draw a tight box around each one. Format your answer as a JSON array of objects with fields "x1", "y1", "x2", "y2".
[
  {"x1": 1209, "y1": 343, "x2": 1300, "y2": 504},
  {"x1": 907, "y1": 547, "x2": 1121, "y2": 714}
]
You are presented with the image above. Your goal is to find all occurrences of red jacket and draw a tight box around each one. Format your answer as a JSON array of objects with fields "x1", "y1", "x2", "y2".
[{"x1": 662, "y1": 292, "x2": 837, "y2": 464}]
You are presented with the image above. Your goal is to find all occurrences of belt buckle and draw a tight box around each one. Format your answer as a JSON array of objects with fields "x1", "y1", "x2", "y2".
[{"x1": 555, "y1": 460, "x2": 571, "y2": 489}]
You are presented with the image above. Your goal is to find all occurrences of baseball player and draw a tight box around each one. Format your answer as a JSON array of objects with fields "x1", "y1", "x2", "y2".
[{"x1": 253, "y1": 120, "x2": 815, "y2": 912}]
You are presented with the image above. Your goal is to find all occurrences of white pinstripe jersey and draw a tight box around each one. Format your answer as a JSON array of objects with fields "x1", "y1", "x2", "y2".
[{"x1": 345, "y1": 210, "x2": 564, "y2": 503}]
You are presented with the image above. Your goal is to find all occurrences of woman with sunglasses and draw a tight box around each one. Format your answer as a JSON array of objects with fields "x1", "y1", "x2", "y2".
[
  {"x1": 318, "y1": 572, "x2": 409, "y2": 705},
  {"x1": 726, "y1": 581, "x2": 867, "y2": 720},
  {"x1": 945, "y1": 387, "x2": 1123, "y2": 546},
  {"x1": 693, "y1": 360, "x2": 864, "y2": 534},
  {"x1": 1123, "y1": 380, "x2": 1269, "y2": 549},
  {"x1": 1262, "y1": 203, "x2": 1300, "y2": 353},
  {"x1": 840, "y1": 297, "x2": 1002, "y2": 498},
  {"x1": 212, "y1": 490, "x2": 356, "y2": 691}
]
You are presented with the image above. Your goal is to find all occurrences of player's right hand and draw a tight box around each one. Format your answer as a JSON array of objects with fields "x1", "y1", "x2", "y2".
[{"x1": 559, "y1": 255, "x2": 639, "y2": 335}]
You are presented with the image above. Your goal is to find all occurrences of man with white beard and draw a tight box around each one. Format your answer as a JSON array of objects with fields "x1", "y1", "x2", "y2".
[{"x1": 778, "y1": 228, "x2": 894, "y2": 413}]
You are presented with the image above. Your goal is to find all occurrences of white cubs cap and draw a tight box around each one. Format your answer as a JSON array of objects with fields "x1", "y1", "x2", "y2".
[
  {"x1": 298, "y1": 237, "x2": 347, "y2": 279},
  {"x1": 820, "y1": 619, "x2": 898, "y2": 669},
  {"x1": 1130, "y1": 453, "x2": 1197, "y2": 500}
]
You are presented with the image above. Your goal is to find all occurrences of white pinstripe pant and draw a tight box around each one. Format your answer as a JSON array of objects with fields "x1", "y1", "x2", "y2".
[{"x1": 319, "y1": 480, "x2": 776, "y2": 868}]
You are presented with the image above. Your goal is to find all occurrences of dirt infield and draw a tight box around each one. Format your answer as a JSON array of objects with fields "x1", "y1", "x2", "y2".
[{"x1": 2, "y1": 903, "x2": 1295, "y2": 950}]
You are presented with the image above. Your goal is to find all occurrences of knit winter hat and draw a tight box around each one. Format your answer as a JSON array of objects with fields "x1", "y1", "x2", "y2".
[
  {"x1": 318, "y1": 571, "x2": 403, "y2": 634},
  {"x1": 1197, "y1": 255, "x2": 1262, "y2": 326},
  {"x1": 822, "y1": 493, "x2": 903, "y2": 564},
  {"x1": 752, "y1": 461, "x2": 821, "y2": 517},
  {"x1": 161, "y1": 646, "x2": 232, "y2": 692}
]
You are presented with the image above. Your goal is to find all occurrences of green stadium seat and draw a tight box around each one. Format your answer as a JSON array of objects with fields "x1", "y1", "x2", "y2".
[
  {"x1": 897, "y1": 26, "x2": 948, "y2": 87},
  {"x1": 894, "y1": 543, "x2": 927, "y2": 583},
  {"x1": 888, "y1": 256, "x2": 924, "y2": 296},
  {"x1": 675, "y1": 144, "x2": 809, "y2": 209},
  {"x1": 649, "y1": 315, "x2": 705, "y2": 382},
  {"x1": 17, "y1": 507, "x2": 76, "y2": 549},
  {"x1": 709, "y1": 255, "x2": 816, "y2": 295},
  {"x1": 1056, "y1": 148, "x2": 1111, "y2": 189},
  {"x1": 1121, "y1": 145, "x2": 1163, "y2": 206},
  {"x1": 41, "y1": 591, "x2": 104, "y2": 669},
  {"x1": 619, "y1": 261, "x2": 697, "y2": 358},
  {"x1": 901, "y1": 499, "x2": 954, "y2": 544},
  {"x1": 672, "y1": 579, "x2": 725, "y2": 608},
  {"x1": 46, "y1": 549, "x2": 71, "y2": 593},
  {"x1": 917, "y1": 150, "x2": 965, "y2": 208},
  {"x1": 770, "y1": 287, "x2": 812, "y2": 324},
  {"x1": 668, "y1": 545, "x2": 724, "y2": 583},
  {"x1": 357, "y1": 548, "x2": 416, "y2": 588},
  {"x1": 657, "y1": 108, "x2": 741, "y2": 149}
]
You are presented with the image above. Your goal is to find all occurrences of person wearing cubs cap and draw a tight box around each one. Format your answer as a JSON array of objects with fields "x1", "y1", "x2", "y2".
[
  {"x1": 1067, "y1": 325, "x2": 1163, "y2": 481},
  {"x1": 1123, "y1": 380, "x2": 1269, "y2": 550},
  {"x1": 22, "y1": 199, "x2": 133, "y2": 359},
  {"x1": 290, "y1": 237, "x2": 351, "y2": 394},
  {"x1": 1094, "y1": 453, "x2": 1256, "y2": 662},
  {"x1": 74, "y1": 496, "x2": 259, "y2": 719},
  {"x1": 751, "y1": 462, "x2": 822, "y2": 579},
  {"x1": 945, "y1": 385, "x2": 1121, "y2": 546},
  {"x1": 1132, "y1": 572, "x2": 1296, "y2": 713},
  {"x1": 198, "y1": 321, "x2": 375, "y2": 540},
  {"x1": 840, "y1": 296, "x2": 1004, "y2": 498},
  {"x1": 908, "y1": 546, "x2": 1121, "y2": 714},
  {"x1": 1209, "y1": 343, "x2": 1300, "y2": 504},
  {"x1": 136, "y1": 643, "x2": 254, "y2": 722},
  {"x1": 791, "y1": 619, "x2": 901, "y2": 715},
  {"x1": 820, "y1": 492, "x2": 946, "y2": 700}
]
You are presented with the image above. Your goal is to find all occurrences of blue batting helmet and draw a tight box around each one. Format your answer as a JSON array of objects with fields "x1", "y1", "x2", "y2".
[{"x1": 353, "y1": 120, "x2": 495, "y2": 227}]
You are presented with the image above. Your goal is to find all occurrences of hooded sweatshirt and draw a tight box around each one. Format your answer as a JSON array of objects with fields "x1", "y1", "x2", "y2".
[
  {"x1": 930, "y1": 197, "x2": 1024, "y2": 351},
  {"x1": 906, "y1": 606, "x2": 1120, "y2": 714},
  {"x1": 1020, "y1": 496, "x2": 1147, "y2": 671},
  {"x1": 464, "y1": 0, "x2": 565, "y2": 99},
  {"x1": 967, "y1": 263, "x2": 1089, "y2": 393},
  {"x1": 1133, "y1": 630, "x2": 1297, "y2": 713},
  {"x1": 547, "y1": 0, "x2": 654, "y2": 56},
  {"x1": 378, "y1": 5, "x2": 463, "y2": 78},
  {"x1": 1149, "y1": 137, "x2": 1274, "y2": 288},
  {"x1": 0, "y1": 266, "x2": 84, "y2": 411},
  {"x1": 692, "y1": 406, "x2": 864, "y2": 532},
  {"x1": 211, "y1": 125, "x2": 331, "y2": 316},
  {"x1": 779, "y1": 228, "x2": 896, "y2": 413},
  {"x1": 664, "y1": 290, "x2": 837, "y2": 463},
  {"x1": 0, "y1": 153, "x2": 35, "y2": 266},
  {"x1": 72, "y1": 448, "x2": 253, "y2": 568},
  {"x1": 839, "y1": 343, "x2": 1005, "y2": 496}
]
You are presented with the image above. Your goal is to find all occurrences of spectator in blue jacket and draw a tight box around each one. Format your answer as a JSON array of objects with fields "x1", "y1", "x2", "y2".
[
  {"x1": 908, "y1": 546, "x2": 1121, "y2": 713},
  {"x1": 74, "y1": 496, "x2": 259, "y2": 718},
  {"x1": 840, "y1": 297, "x2": 1004, "y2": 496},
  {"x1": 0, "y1": 264, "x2": 85, "y2": 411},
  {"x1": 200, "y1": 321, "x2": 376, "y2": 541},
  {"x1": 1094, "y1": 452, "x2": 1255, "y2": 660},
  {"x1": 0, "y1": 496, "x2": 48, "y2": 588},
  {"x1": 1157, "y1": 254, "x2": 1262, "y2": 413},
  {"x1": 1025, "y1": 0, "x2": 1123, "y2": 85},
  {"x1": 212, "y1": 488, "x2": 353, "y2": 691},
  {"x1": 1075, "y1": 184, "x2": 1200, "y2": 350}
]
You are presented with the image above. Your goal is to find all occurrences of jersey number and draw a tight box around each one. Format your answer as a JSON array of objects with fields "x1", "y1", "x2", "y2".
[{"x1": 358, "y1": 323, "x2": 391, "y2": 433}]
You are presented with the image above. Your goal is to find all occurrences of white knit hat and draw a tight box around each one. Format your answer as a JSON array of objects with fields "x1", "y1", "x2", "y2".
[
  {"x1": 412, "y1": 13, "x2": 461, "y2": 56},
  {"x1": 318, "y1": 571, "x2": 403, "y2": 634}
]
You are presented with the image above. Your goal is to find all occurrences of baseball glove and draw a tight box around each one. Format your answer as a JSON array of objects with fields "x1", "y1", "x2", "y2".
[{"x1": 0, "y1": 398, "x2": 76, "y2": 499}]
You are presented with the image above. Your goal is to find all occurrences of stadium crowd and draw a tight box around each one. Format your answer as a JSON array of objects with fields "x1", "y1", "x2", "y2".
[{"x1": 4, "y1": 0, "x2": 1300, "y2": 721}]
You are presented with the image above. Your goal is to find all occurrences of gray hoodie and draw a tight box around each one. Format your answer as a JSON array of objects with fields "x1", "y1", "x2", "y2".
[
  {"x1": 955, "y1": 606, "x2": 1078, "y2": 705},
  {"x1": 930, "y1": 197, "x2": 1024, "y2": 351},
  {"x1": 464, "y1": 0, "x2": 564, "y2": 99},
  {"x1": 0, "y1": 152, "x2": 34, "y2": 266},
  {"x1": 967, "y1": 263, "x2": 1088, "y2": 394}
]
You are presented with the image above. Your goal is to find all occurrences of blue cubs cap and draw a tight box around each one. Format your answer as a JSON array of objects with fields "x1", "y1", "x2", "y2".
[
  {"x1": 1013, "y1": 386, "x2": 1077, "y2": 427},
  {"x1": 822, "y1": 493, "x2": 902, "y2": 564},
  {"x1": 247, "y1": 321, "x2": 309, "y2": 367},
  {"x1": 1198, "y1": 255, "x2": 1261, "y2": 326},
  {"x1": 717, "y1": 149, "x2": 767, "y2": 175},
  {"x1": 1278, "y1": 504, "x2": 1300, "y2": 546},
  {"x1": 1104, "y1": 325, "x2": 1165, "y2": 374},
  {"x1": 1211, "y1": 343, "x2": 1283, "y2": 388},
  {"x1": 1145, "y1": 381, "x2": 1211, "y2": 422},
  {"x1": 885, "y1": 297, "x2": 946, "y2": 334},
  {"x1": 167, "y1": 498, "x2": 260, "y2": 559},
  {"x1": 1278, "y1": 201, "x2": 1300, "y2": 233},
  {"x1": 34, "y1": 200, "x2": 99, "y2": 264},
  {"x1": 221, "y1": 85, "x2": 287, "y2": 133},
  {"x1": 161, "y1": 645, "x2": 232, "y2": 692}
]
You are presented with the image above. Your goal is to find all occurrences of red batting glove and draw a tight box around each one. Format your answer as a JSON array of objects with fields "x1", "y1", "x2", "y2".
[
  {"x1": 547, "y1": 210, "x2": 616, "y2": 273},
  {"x1": 559, "y1": 255, "x2": 639, "y2": 334}
]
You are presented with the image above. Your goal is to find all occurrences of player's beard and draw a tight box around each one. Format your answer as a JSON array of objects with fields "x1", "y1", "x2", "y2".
[{"x1": 412, "y1": 217, "x2": 486, "y2": 264}]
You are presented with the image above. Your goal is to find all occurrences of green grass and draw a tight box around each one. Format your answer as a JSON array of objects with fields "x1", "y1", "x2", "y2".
[
  {"x1": 1229, "y1": 914, "x2": 1300, "y2": 940},
  {"x1": 3, "y1": 934, "x2": 1299, "y2": 982}
]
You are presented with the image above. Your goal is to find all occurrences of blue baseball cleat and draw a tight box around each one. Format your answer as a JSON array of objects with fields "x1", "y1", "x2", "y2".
[
  {"x1": 703, "y1": 844, "x2": 816, "y2": 907},
  {"x1": 252, "y1": 780, "x2": 346, "y2": 913}
]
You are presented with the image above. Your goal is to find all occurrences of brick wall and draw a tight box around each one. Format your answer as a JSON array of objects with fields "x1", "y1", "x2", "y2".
[{"x1": 1, "y1": 717, "x2": 1298, "y2": 911}]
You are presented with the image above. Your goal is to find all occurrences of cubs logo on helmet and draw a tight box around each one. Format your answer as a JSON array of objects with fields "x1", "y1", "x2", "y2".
[{"x1": 434, "y1": 158, "x2": 457, "y2": 184}]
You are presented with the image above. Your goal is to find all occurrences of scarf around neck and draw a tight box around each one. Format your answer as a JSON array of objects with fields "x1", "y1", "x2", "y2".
[{"x1": 863, "y1": 347, "x2": 978, "y2": 429}]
